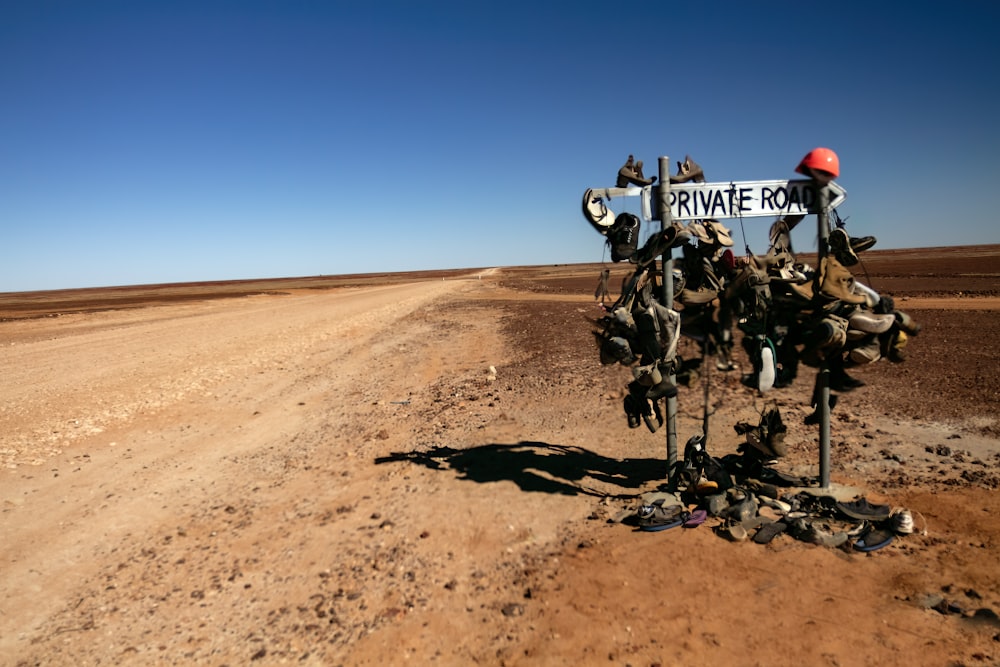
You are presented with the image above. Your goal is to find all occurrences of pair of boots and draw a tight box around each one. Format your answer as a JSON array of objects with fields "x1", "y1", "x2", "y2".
[
  {"x1": 670, "y1": 155, "x2": 705, "y2": 184},
  {"x1": 615, "y1": 155, "x2": 706, "y2": 187},
  {"x1": 624, "y1": 391, "x2": 663, "y2": 433},
  {"x1": 616, "y1": 157, "x2": 658, "y2": 188},
  {"x1": 623, "y1": 377, "x2": 677, "y2": 433}
]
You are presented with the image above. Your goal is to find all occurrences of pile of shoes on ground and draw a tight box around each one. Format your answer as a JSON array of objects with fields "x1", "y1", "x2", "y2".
[
  {"x1": 586, "y1": 155, "x2": 921, "y2": 432},
  {"x1": 631, "y1": 431, "x2": 918, "y2": 552}
]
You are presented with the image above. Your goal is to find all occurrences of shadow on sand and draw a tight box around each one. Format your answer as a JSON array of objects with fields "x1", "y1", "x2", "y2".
[{"x1": 375, "y1": 441, "x2": 667, "y2": 498}]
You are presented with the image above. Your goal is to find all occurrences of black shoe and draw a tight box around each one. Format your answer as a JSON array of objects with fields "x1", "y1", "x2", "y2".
[
  {"x1": 647, "y1": 376, "x2": 678, "y2": 401},
  {"x1": 829, "y1": 370, "x2": 865, "y2": 392},
  {"x1": 635, "y1": 227, "x2": 677, "y2": 267},
  {"x1": 850, "y1": 235, "x2": 877, "y2": 253},
  {"x1": 623, "y1": 395, "x2": 642, "y2": 429},
  {"x1": 894, "y1": 311, "x2": 922, "y2": 336},
  {"x1": 804, "y1": 395, "x2": 838, "y2": 425}
]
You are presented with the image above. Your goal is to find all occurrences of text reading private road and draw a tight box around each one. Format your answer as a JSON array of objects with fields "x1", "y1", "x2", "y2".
[{"x1": 642, "y1": 180, "x2": 847, "y2": 220}]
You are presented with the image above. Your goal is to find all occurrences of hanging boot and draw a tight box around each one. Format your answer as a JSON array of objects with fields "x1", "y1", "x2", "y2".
[
  {"x1": 829, "y1": 356, "x2": 865, "y2": 391},
  {"x1": 634, "y1": 160, "x2": 657, "y2": 184},
  {"x1": 894, "y1": 310, "x2": 922, "y2": 336},
  {"x1": 644, "y1": 399, "x2": 664, "y2": 434},
  {"x1": 623, "y1": 394, "x2": 643, "y2": 429},
  {"x1": 805, "y1": 395, "x2": 839, "y2": 425},
  {"x1": 670, "y1": 155, "x2": 705, "y2": 184},
  {"x1": 886, "y1": 330, "x2": 909, "y2": 363}
]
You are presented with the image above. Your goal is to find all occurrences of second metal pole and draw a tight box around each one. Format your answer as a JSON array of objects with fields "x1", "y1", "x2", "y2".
[{"x1": 657, "y1": 156, "x2": 678, "y2": 469}]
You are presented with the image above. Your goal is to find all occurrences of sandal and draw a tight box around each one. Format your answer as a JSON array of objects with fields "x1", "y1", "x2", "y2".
[
  {"x1": 683, "y1": 509, "x2": 708, "y2": 528},
  {"x1": 752, "y1": 520, "x2": 788, "y2": 545},
  {"x1": 852, "y1": 526, "x2": 895, "y2": 552},
  {"x1": 637, "y1": 502, "x2": 687, "y2": 532}
]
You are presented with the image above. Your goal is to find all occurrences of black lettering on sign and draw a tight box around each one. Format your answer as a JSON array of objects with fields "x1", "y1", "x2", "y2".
[
  {"x1": 666, "y1": 180, "x2": 827, "y2": 219},
  {"x1": 697, "y1": 189, "x2": 712, "y2": 216},
  {"x1": 773, "y1": 187, "x2": 788, "y2": 209},
  {"x1": 788, "y1": 185, "x2": 802, "y2": 209},
  {"x1": 761, "y1": 187, "x2": 775, "y2": 210},
  {"x1": 802, "y1": 184, "x2": 815, "y2": 209},
  {"x1": 677, "y1": 190, "x2": 691, "y2": 217},
  {"x1": 710, "y1": 190, "x2": 727, "y2": 216},
  {"x1": 721, "y1": 186, "x2": 753, "y2": 214},
  {"x1": 724, "y1": 186, "x2": 737, "y2": 215}
]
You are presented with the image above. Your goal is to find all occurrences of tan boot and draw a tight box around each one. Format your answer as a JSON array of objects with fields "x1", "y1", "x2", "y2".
[{"x1": 670, "y1": 155, "x2": 705, "y2": 184}]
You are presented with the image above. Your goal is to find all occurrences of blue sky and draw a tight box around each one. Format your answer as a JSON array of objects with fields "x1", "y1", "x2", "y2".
[{"x1": 3, "y1": 1, "x2": 998, "y2": 292}]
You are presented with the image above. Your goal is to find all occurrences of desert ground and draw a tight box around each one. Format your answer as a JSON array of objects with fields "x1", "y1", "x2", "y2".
[{"x1": 1, "y1": 245, "x2": 999, "y2": 667}]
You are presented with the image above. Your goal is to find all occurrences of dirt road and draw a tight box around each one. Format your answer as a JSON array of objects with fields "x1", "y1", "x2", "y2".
[
  {"x1": 2, "y1": 265, "x2": 999, "y2": 666},
  {"x1": 2, "y1": 276, "x2": 517, "y2": 664}
]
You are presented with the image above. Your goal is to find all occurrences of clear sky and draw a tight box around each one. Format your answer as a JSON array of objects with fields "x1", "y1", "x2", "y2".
[{"x1": 3, "y1": 1, "x2": 998, "y2": 292}]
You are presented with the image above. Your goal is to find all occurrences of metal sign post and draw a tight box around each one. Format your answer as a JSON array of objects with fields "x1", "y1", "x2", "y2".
[
  {"x1": 655, "y1": 157, "x2": 678, "y2": 469},
  {"x1": 816, "y1": 185, "x2": 832, "y2": 489}
]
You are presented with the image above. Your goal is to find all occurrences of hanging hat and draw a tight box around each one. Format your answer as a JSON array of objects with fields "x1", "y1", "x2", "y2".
[
  {"x1": 795, "y1": 147, "x2": 840, "y2": 180},
  {"x1": 687, "y1": 221, "x2": 711, "y2": 244},
  {"x1": 704, "y1": 219, "x2": 734, "y2": 247}
]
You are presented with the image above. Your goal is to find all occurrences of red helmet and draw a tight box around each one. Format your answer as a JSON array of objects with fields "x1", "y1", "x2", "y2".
[{"x1": 795, "y1": 147, "x2": 840, "y2": 179}]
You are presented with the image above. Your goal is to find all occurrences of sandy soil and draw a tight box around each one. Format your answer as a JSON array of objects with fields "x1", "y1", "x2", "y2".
[{"x1": 2, "y1": 246, "x2": 999, "y2": 666}]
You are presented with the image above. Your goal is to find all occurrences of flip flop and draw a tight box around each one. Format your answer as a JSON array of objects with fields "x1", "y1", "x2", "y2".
[
  {"x1": 853, "y1": 527, "x2": 895, "y2": 552},
  {"x1": 637, "y1": 503, "x2": 686, "y2": 532},
  {"x1": 752, "y1": 520, "x2": 788, "y2": 544},
  {"x1": 683, "y1": 509, "x2": 708, "y2": 528}
]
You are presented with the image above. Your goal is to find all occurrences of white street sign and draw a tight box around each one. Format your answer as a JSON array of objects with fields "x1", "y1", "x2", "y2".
[
  {"x1": 661, "y1": 179, "x2": 846, "y2": 220},
  {"x1": 588, "y1": 180, "x2": 846, "y2": 221}
]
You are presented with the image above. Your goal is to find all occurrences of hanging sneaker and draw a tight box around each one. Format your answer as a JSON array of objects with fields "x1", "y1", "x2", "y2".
[
  {"x1": 850, "y1": 235, "x2": 877, "y2": 253},
  {"x1": 828, "y1": 228, "x2": 859, "y2": 266}
]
